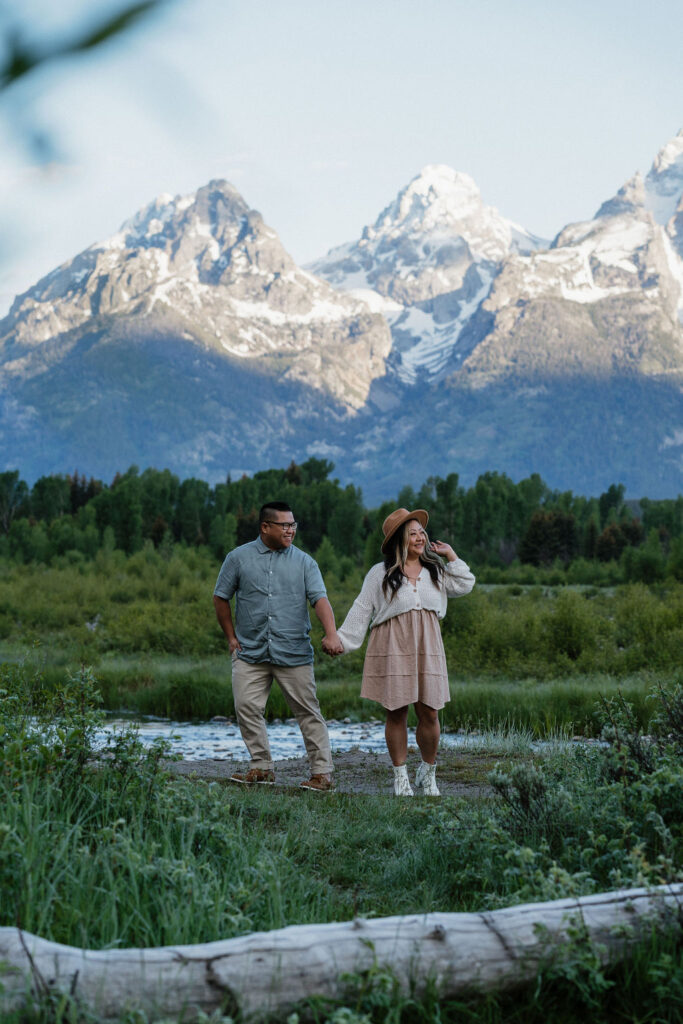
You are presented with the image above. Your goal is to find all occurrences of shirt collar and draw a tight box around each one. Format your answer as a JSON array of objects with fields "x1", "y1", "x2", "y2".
[{"x1": 255, "y1": 536, "x2": 289, "y2": 554}]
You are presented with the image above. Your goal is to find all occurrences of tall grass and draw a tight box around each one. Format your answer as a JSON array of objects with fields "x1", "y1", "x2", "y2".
[
  {"x1": 5, "y1": 652, "x2": 674, "y2": 736},
  {"x1": 2, "y1": 661, "x2": 683, "y2": 1023},
  {"x1": 1, "y1": 550, "x2": 682, "y2": 735},
  {"x1": 443, "y1": 673, "x2": 664, "y2": 736},
  {"x1": 1, "y1": 551, "x2": 681, "y2": 678}
]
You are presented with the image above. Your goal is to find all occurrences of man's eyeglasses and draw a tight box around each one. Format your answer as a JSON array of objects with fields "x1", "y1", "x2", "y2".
[{"x1": 264, "y1": 520, "x2": 298, "y2": 532}]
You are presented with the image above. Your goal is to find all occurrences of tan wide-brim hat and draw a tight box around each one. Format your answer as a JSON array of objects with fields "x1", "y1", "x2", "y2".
[{"x1": 381, "y1": 508, "x2": 429, "y2": 553}]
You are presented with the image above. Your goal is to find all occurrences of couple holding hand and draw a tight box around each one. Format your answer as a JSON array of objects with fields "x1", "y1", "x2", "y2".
[{"x1": 213, "y1": 502, "x2": 475, "y2": 796}]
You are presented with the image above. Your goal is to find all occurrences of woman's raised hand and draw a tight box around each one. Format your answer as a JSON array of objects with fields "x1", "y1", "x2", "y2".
[{"x1": 429, "y1": 540, "x2": 457, "y2": 561}]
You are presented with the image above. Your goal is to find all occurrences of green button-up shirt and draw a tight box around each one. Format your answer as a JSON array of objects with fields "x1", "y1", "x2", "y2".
[{"x1": 213, "y1": 538, "x2": 327, "y2": 665}]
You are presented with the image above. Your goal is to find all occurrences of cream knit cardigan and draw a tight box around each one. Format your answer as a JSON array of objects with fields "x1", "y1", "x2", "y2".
[{"x1": 337, "y1": 558, "x2": 475, "y2": 653}]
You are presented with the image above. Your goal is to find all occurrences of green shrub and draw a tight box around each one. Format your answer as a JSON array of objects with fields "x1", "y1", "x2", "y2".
[
  {"x1": 614, "y1": 584, "x2": 683, "y2": 670},
  {"x1": 540, "y1": 589, "x2": 601, "y2": 667},
  {"x1": 2, "y1": 559, "x2": 681, "y2": 686},
  {"x1": 2, "y1": 661, "x2": 683, "y2": 1024}
]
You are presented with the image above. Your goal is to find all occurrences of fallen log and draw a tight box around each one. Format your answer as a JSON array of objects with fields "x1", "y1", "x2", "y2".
[{"x1": 1, "y1": 884, "x2": 681, "y2": 1021}]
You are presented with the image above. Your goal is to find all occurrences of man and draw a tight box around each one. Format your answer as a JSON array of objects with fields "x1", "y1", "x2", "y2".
[{"x1": 213, "y1": 501, "x2": 342, "y2": 791}]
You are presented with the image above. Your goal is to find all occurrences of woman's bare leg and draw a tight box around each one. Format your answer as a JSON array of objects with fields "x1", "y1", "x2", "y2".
[
  {"x1": 415, "y1": 702, "x2": 440, "y2": 764},
  {"x1": 385, "y1": 706, "x2": 409, "y2": 765}
]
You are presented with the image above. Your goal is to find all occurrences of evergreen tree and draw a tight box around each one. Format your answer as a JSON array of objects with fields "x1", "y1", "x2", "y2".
[
  {"x1": 314, "y1": 536, "x2": 339, "y2": 577},
  {"x1": 175, "y1": 478, "x2": 210, "y2": 545},
  {"x1": 30, "y1": 475, "x2": 71, "y2": 521},
  {"x1": 209, "y1": 513, "x2": 237, "y2": 560},
  {"x1": 599, "y1": 483, "x2": 625, "y2": 528},
  {"x1": 519, "y1": 510, "x2": 578, "y2": 566},
  {"x1": 0, "y1": 471, "x2": 29, "y2": 534}
]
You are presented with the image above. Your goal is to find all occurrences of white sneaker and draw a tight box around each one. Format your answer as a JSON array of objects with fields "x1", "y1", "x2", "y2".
[
  {"x1": 415, "y1": 761, "x2": 440, "y2": 796},
  {"x1": 393, "y1": 764, "x2": 414, "y2": 796}
]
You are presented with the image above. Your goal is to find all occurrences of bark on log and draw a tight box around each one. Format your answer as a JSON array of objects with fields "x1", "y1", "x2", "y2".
[{"x1": 1, "y1": 884, "x2": 681, "y2": 1021}]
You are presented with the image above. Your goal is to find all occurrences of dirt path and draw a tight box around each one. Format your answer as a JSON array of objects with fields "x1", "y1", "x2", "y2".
[{"x1": 167, "y1": 746, "x2": 495, "y2": 797}]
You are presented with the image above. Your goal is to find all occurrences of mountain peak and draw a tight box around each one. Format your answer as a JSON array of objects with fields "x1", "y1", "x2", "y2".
[
  {"x1": 373, "y1": 164, "x2": 482, "y2": 236},
  {"x1": 309, "y1": 163, "x2": 546, "y2": 384},
  {"x1": 645, "y1": 129, "x2": 683, "y2": 226},
  {"x1": 594, "y1": 171, "x2": 646, "y2": 220},
  {"x1": 651, "y1": 128, "x2": 683, "y2": 176},
  {"x1": 104, "y1": 179, "x2": 250, "y2": 252},
  {"x1": 404, "y1": 164, "x2": 480, "y2": 200}
]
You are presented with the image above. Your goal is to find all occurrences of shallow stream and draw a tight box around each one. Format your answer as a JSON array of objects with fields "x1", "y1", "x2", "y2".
[{"x1": 98, "y1": 716, "x2": 474, "y2": 761}]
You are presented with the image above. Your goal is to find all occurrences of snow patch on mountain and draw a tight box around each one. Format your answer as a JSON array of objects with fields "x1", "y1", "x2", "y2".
[
  {"x1": 393, "y1": 275, "x2": 491, "y2": 377},
  {"x1": 310, "y1": 163, "x2": 548, "y2": 383},
  {"x1": 661, "y1": 231, "x2": 683, "y2": 323},
  {"x1": 228, "y1": 295, "x2": 367, "y2": 328},
  {"x1": 486, "y1": 135, "x2": 683, "y2": 322},
  {"x1": 0, "y1": 180, "x2": 392, "y2": 409}
]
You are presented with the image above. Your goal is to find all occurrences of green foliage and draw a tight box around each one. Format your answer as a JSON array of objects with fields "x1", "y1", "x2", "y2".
[
  {"x1": 315, "y1": 535, "x2": 340, "y2": 577},
  {"x1": 596, "y1": 518, "x2": 643, "y2": 562},
  {"x1": 622, "y1": 527, "x2": 666, "y2": 582},
  {"x1": 30, "y1": 474, "x2": 71, "y2": 521},
  {"x1": 613, "y1": 583, "x2": 683, "y2": 670},
  {"x1": 2, "y1": 664, "x2": 683, "y2": 1022},
  {"x1": 641, "y1": 494, "x2": 683, "y2": 536},
  {"x1": 598, "y1": 482, "x2": 626, "y2": 526},
  {"x1": 0, "y1": 469, "x2": 29, "y2": 533},
  {"x1": 1, "y1": 548, "x2": 682, "y2": 730},
  {"x1": 519, "y1": 509, "x2": 579, "y2": 566},
  {"x1": 209, "y1": 511, "x2": 237, "y2": 561},
  {"x1": 3, "y1": 462, "x2": 681, "y2": 580},
  {"x1": 543, "y1": 588, "x2": 598, "y2": 664},
  {"x1": 0, "y1": 657, "x2": 104, "y2": 782},
  {"x1": 484, "y1": 686, "x2": 683, "y2": 902}
]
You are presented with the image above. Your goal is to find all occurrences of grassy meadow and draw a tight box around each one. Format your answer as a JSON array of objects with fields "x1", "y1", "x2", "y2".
[
  {"x1": 2, "y1": 546, "x2": 683, "y2": 1021},
  {"x1": 1, "y1": 543, "x2": 681, "y2": 735},
  {"x1": 1, "y1": 659, "x2": 683, "y2": 1023}
]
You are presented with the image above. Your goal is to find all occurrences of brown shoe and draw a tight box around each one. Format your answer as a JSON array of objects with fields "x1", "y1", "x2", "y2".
[
  {"x1": 230, "y1": 768, "x2": 275, "y2": 785},
  {"x1": 300, "y1": 774, "x2": 333, "y2": 792}
]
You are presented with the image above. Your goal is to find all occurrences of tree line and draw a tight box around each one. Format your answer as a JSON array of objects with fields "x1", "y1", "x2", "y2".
[{"x1": 0, "y1": 461, "x2": 681, "y2": 581}]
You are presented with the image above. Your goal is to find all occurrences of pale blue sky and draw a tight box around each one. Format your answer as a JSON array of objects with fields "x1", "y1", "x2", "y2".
[{"x1": 1, "y1": 0, "x2": 682, "y2": 313}]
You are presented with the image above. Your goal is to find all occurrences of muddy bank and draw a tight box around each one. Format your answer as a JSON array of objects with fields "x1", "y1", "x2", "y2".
[{"x1": 167, "y1": 745, "x2": 496, "y2": 797}]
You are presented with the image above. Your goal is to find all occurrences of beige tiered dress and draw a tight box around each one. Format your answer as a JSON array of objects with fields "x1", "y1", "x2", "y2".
[
  {"x1": 337, "y1": 558, "x2": 476, "y2": 713},
  {"x1": 361, "y1": 608, "x2": 450, "y2": 710}
]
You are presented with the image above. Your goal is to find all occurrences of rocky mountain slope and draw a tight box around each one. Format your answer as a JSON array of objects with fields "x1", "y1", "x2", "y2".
[
  {"x1": 1, "y1": 133, "x2": 682, "y2": 499},
  {"x1": 309, "y1": 164, "x2": 548, "y2": 383},
  {"x1": 452, "y1": 133, "x2": 683, "y2": 386},
  {"x1": 312, "y1": 136, "x2": 683, "y2": 391},
  {"x1": 0, "y1": 180, "x2": 391, "y2": 410}
]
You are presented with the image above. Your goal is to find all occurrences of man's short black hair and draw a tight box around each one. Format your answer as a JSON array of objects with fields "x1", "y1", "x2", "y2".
[{"x1": 259, "y1": 501, "x2": 293, "y2": 525}]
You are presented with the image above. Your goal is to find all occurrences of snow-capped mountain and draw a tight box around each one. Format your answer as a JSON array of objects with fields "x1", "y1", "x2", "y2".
[
  {"x1": 456, "y1": 132, "x2": 683, "y2": 385},
  {"x1": 1, "y1": 133, "x2": 682, "y2": 498},
  {"x1": 0, "y1": 180, "x2": 391, "y2": 409},
  {"x1": 309, "y1": 164, "x2": 548, "y2": 383}
]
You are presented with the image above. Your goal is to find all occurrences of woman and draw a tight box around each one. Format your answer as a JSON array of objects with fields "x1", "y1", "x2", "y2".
[{"x1": 335, "y1": 508, "x2": 475, "y2": 796}]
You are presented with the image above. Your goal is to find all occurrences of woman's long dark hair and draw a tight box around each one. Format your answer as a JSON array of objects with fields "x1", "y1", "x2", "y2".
[{"x1": 382, "y1": 520, "x2": 444, "y2": 600}]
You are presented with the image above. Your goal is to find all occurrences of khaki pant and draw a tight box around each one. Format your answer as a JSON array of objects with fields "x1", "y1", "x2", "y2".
[{"x1": 231, "y1": 656, "x2": 333, "y2": 774}]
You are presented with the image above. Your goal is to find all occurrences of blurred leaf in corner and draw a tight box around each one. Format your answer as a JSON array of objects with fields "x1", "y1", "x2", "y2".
[{"x1": 0, "y1": 1, "x2": 168, "y2": 92}]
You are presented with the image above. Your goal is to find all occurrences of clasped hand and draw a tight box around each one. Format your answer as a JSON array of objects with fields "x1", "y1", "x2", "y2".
[{"x1": 322, "y1": 634, "x2": 344, "y2": 657}]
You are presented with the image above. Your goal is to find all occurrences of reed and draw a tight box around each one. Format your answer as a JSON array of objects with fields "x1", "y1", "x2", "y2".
[
  {"x1": 2, "y1": 660, "x2": 683, "y2": 1023},
  {"x1": 55, "y1": 660, "x2": 683, "y2": 736},
  {"x1": 1, "y1": 557, "x2": 681, "y2": 684}
]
